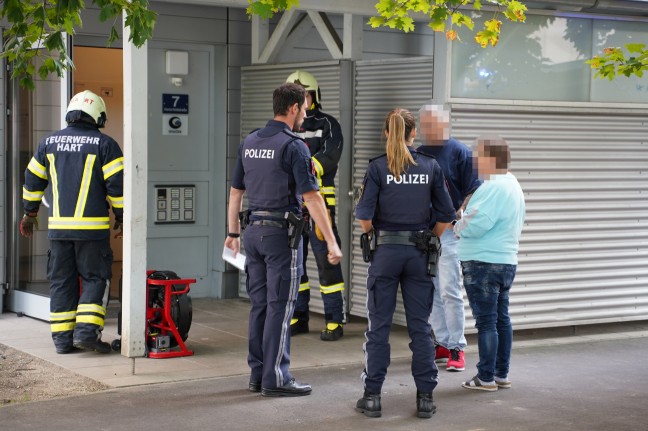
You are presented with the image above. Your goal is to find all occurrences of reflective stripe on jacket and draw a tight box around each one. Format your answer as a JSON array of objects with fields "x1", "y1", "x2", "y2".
[{"x1": 22, "y1": 122, "x2": 124, "y2": 240}]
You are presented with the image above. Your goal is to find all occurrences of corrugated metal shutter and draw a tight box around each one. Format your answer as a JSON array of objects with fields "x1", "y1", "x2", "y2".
[
  {"x1": 350, "y1": 57, "x2": 434, "y2": 326},
  {"x1": 238, "y1": 61, "x2": 343, "y2": 318},
  {"x1": 451, "y1": 103, "x2": 648, "y2": 330}
]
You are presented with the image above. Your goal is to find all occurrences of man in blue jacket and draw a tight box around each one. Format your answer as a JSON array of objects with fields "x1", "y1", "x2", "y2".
[{"x1": 417, "y1": 103, "x2": 481, "y2": 372}]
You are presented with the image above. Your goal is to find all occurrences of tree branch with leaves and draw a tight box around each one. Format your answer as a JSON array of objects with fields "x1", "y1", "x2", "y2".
[
  {"x1": 367, "y1": 0, "x2": 527, "y2": 48},
  {"x1": 1, "y1": 0, "x2": 156, "y2": 89},
  {"x1": 587, "y1": 43, "x2": 647, "y2": 80},
  {"x1": 247, "y1": 0, "x2": 647, "y2": 80},
  {"x1": 247, "y1": 0, "x2": 528, "y2": 47}
]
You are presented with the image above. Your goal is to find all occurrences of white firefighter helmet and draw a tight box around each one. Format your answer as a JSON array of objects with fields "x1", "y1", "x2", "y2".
[
  {"x1": 66, "y1": 90, "x2": 107, "y2": 127},
  {"x1": 286, "y1": 70, "x2": 320, "y2": 105}
]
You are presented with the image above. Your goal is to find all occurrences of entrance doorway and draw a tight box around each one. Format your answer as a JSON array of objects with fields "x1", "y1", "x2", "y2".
[
  {"x1": 72, "y1": 47, "x2": 124, "y2": 299},
  {"x1": 5, "y1": 46, "x2": 123, "y2": 320}
]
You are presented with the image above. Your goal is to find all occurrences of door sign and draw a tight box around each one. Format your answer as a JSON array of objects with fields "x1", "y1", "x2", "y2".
[
  {"x1": 162, "y1": 94, "x2": 189, "y2": 114},
  {"x1": 162, "y1": 114, "x2": 188, "y2": 135},
  {"x1": 162, "y1": 94, "x2": 189, "y2": 135}
]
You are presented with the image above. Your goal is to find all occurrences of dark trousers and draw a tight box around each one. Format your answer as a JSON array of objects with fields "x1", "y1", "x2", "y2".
[
  {"x1": 296, "y1": 205, "x2": 345, "y2": 324},
  {"x1": 48, "y1": 238, "x2": 113, "y2": 350},
  {"x1": 362, "y1": 244, "x2": 439, "y2": 394},
  {"x1": 244, "y1": 224, "x2": 302, "y2": 389}
]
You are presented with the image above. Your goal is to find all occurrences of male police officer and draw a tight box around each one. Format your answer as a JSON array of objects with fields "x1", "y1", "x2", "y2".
[
  {"x1": 285, "y1": 70, "x2": 346, "y2": 341},
  {"x1": 20, "y1": 90, "x2": 124, "y2": 354},
  {"x1": 224, "y1": 83, "x2": 342, "y2": 397}
]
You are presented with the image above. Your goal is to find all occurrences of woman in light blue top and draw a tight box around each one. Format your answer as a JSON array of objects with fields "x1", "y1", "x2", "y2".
[{"x1": 453, "y1": 136, "x2": 525, "y2": 392}]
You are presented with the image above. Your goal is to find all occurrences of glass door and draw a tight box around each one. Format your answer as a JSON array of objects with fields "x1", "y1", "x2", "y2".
[{"x1": 6, "y1": 45, "x2": 71, "y2": 321}]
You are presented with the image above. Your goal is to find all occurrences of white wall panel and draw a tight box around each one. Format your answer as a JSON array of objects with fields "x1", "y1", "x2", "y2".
[
  {"x1": 450, "y1": 105, "x2": 648, "y2": 330},
  {"x1": 350, "y1": 57, "x2": 434, "y2": 326}
]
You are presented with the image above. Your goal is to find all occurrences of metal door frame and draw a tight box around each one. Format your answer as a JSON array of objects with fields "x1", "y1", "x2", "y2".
[{"x1": 5, "y1": 36, "x2": 72, "y2": 320}]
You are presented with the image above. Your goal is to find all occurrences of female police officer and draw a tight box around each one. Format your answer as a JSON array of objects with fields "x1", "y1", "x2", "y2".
[{"x1": 354, "y1": 108, "x2": 455, "y2": 418}]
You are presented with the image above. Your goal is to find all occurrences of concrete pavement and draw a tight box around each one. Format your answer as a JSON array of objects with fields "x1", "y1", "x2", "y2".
[
  {"x1": 2, "y1": 330, "x2": 647, "y2": 430},
  {"x1": 1, "y1": 298, "x2": 647, "y2": 430}
]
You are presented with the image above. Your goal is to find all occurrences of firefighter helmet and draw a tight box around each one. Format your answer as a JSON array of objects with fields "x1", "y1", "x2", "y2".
[
  {"x1": 286, "y1": 70, "x2": 320, "y2": 106},
  {"x1": 66, "y1": 90, "x2": 107, "y2": 128}
]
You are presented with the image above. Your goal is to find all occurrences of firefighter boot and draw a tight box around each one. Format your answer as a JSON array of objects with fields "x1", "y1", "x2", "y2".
[
  {"x1": 56, "y1": 345, "x2": 82, "y2": 354},
  {"x1": 73, "y1": 337, "x2": 112, "y2": 354},
  {"x1": 356, "y1": 390, "x2": 382, "y2": 418},
  {"x1": 320, "y1": 323, "x2": 343, "y2": 341},
  {"x1": 416, "y1": 391, "x2": 437, "y2": 418},
  {"x1": 290, "y1": 311, "x2": 309, "y2": 336}
]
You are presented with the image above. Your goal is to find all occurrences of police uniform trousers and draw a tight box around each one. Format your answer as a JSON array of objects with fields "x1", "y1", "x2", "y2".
[
  {"x1": 361, "y1": 243, "x2": 439, "y2": 394},
  {"x1": 296, "y1": 205, "x2": 345, "y2": 324},
  {"x1": 244, "y1": 224, "x2": 302, "y2": 389},
  {"x1": 48, "y1": 238, "x2": 113, "y2": 350}
]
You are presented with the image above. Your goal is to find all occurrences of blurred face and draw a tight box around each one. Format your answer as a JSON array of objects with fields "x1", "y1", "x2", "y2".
[
  {"x1": 305, "y1": 92, "x2": 313, "y2": 110},
  {"x1": 476, "y1": 144, "x2": 498, "y2": 179},
  {"x1": 419, "y1": 107, "x2": 450, "y2": 145}
]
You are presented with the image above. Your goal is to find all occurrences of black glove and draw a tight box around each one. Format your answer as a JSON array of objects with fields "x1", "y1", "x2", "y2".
[{"x1": 19, "y1": 213, "x2": 38, "y2": 237}]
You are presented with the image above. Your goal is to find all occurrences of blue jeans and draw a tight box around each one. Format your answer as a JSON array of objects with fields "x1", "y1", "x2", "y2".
[
  {"x1": 429, "y1": 230, "x2": 467, "y2": 350},
  {"x1": 461, "y1": 260, "x2": 517, "y2": 382}
]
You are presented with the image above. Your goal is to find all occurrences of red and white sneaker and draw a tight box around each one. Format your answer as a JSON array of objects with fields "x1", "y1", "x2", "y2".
[
  {"x1": 434, "y1": 345, "x2": 451, "y2": 365},
  {"x1": 446, "y1": 349, "x2": 465, "y2": 371}
]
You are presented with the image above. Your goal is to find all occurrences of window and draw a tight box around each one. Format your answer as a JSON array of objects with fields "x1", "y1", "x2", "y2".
[{"x1": 451, "y1": 14, "x2": 648, "y2": 103}]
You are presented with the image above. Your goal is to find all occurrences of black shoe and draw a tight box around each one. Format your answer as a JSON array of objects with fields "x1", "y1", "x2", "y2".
[
  {"x1": 56, "y1": 345, "x2": 82, "y2": 354},
  {"x1": 356, "y1": 391, "x2": 381, "y2": 418},
  {"x1": 320, "y1": 324, "x2": 343, "y2": 341},
  {"x1": 261, "y1": 379, "x2": 312, "y2": 397},
  {"x1": 416, "y1": 391, "x2": 437, "y2": 418},
  {"x1": 73, "y1": 339, "x2": 112, "y2": 354},
  {"x1": 249, "y1": 381, "x2": 261, "y2": 393},
  {"x1": 290, "y1": 320, "x2": 309, "y2": 336}
]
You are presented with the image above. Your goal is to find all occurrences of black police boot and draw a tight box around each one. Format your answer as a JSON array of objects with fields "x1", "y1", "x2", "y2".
[
  {"x1": 261, "y1": 379, "x2": 312, "y2": 397},
  {"x1": 356, "y1": 390, "x2": 381, "y2": 418},
  {"x1": 416, "y1": 391, "x2": 436, "y2": 418},
  {"x1": 73, "y1": 338, "x2": 112, "y2": 354}
]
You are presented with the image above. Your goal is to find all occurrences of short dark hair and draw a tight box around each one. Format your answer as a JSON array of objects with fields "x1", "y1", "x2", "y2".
[
  {"x1": 477, "y1": 136, "x2": 511, "y2": 170},
  {"x1": 273, "y1": 83, "x2": 306, "y2": 116}
]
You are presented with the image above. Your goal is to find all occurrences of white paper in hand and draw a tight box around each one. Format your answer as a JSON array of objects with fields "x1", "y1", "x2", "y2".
[{"x1": 222, "y1": 246, "x2": 246, "y2": 270}]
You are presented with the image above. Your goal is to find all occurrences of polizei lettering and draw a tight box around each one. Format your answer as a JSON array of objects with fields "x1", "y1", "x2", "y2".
[
  {"x1": 244, "y1": 148, "x2": 275, "y2": 159},
  {"x1": 386, "y1": 174, "x2": 429, "y2": 185}
]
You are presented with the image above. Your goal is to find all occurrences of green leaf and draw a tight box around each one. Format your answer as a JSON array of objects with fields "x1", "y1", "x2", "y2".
[
  {"x1": 108, "y1": 26, "x2": 119, "y2": 46},
  {"x1": 368, "y1": 16, "x2": 386, "y2": 28},
  {"x1": 430, "y1": 7, "x2": 449, "y2": 32},
  {"x1": 44, "y1": 31, "x2": 65, "y2": 52},
  {"x1": 39, "y1": 58, "x2": 56, "y2": 78},
  {"x1": 62, "y1": 17, "x2": 76, "y2": 34},
  {"x1": 20, "y1": 75, "x2": 35, "y2": 91},
  {"x1": 626, "y1": 43, "x2": 646, "y2": 54},
  {"x1": 4, "y1": 0, "x2": 25, "y2": 23}
]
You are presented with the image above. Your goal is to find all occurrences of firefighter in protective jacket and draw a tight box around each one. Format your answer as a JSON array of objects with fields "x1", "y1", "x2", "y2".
[
  {"x1": 286, "y1": 70, "x2": 346, "y2": 341},
  {"x1": 20, "y1": 90, "x2": 124, "y2": 354}
]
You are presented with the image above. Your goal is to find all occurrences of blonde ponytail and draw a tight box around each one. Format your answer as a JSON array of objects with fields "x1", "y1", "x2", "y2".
[{"x1": 385, "y1": 108, "x2": 416, "y2": 180}]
